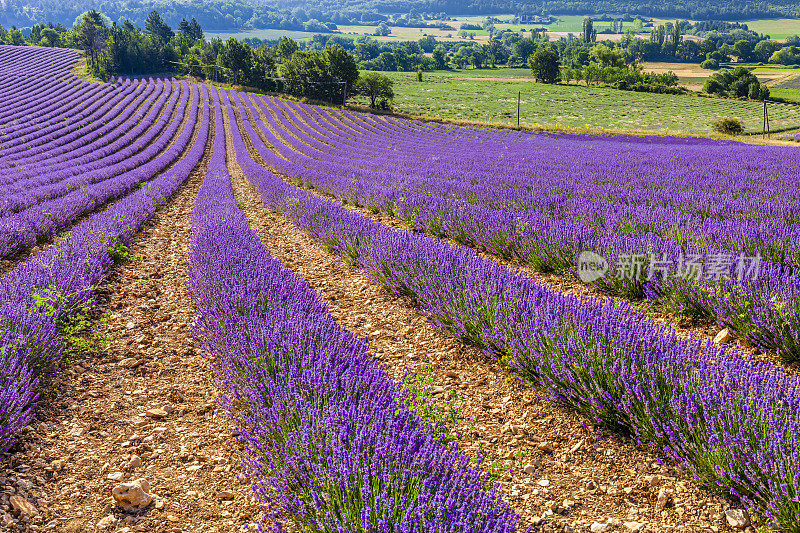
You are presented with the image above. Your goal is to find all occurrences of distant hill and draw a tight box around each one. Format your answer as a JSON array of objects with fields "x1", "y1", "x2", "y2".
[{"x1": 2, "y1": 0, "x2": 799, "y2": 30}]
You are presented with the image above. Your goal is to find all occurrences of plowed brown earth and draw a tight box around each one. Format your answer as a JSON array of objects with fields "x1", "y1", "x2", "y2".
[
  {"x1": 222, "y1": 103, "x2": 747, "y2": 533},
  {"x1": 0, "y1": 115, "x2": 259, "y2": 532}
]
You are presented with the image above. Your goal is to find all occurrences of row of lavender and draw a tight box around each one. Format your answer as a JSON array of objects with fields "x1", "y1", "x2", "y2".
[
  {"x1": 224, "y1": 88, "x2": 800, "y2": 531},
  {"x1": 245, "y1": 93, "x2": 800, "y2": 363},
  {"x1": 268, "y1": 96, "x2": 800, "y2": 263},
  {"x1": 0, "y1": 49, "x2": 210, "y2": 457},
  {"x1": 0, "y1": 74, "x2": 201, "y2": 259},
  {"x1": 0, "y1": 45, "x2": 78, "y2": 77},
  {"x1": 0, "y1": 60, "x2": 106, "y2": 142},
  {"x1": 190, "y1": 87, "x2": 517, "y2": 531},
  {"x1": 271, "y1": 98, "x2": 799, "y2": 244}
]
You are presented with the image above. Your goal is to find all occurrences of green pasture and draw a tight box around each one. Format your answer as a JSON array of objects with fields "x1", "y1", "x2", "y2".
[{"x1": 365, "y1": 70, "x2": 800, "y2": 134}]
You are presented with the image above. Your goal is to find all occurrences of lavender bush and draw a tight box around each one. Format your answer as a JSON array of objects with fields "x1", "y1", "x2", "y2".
[
  {"x1": 189, "y1": 88, "x2": 518, "y2": 532},
  {"x1": 223, "y1": 88, "x2": 800, "y2": 531}
]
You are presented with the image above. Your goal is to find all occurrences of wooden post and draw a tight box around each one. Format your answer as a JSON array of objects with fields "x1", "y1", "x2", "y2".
[
  {"x1": 517, "y1": 91, "x2": 521, "y2": 127},
  {"x1": 766, "y1": 101, "x2": 770, "y2": 139}
]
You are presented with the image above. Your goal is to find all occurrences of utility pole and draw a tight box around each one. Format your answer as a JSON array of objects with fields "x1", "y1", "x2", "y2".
[
  {"x1": 343, "y1": 81, "x2": 347, "y2": 107},
  {"x1": 517, "y1": 91, "x2": 521, "y2": 127},
  {"x1": 763, "y1": 100, "x2": 772, "y2": 139}
]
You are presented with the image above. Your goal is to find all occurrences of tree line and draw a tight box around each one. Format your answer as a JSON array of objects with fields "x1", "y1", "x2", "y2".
[
  {"x1": 0, "y1": 10, "x2": 778, "y2": 106},
  {"x1": 0, "y1": 10, "x2": 394, "y2": 108},
  {"x1": 5, "y1": 0, "x2": 800, "y2": 31}
]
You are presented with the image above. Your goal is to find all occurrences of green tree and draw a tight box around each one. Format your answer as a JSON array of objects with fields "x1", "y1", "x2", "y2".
[
  {"x1": 471, "y1": 46, "x2": 485, "y2": 69},
  {"x1": 672, "y1": 21, "x2": 682, "y2": 47},
  {"x1": 529, "y1": 47, "x2": 560, "y2": 83},
  {"x1": 178, "y1": 19, "x2": 196, "y2": 42},
  {"x1": 769, "y1": 46, "x2": 800, "y2": 65},
  {"x1": 252, "y1": 45, "x2": 277, "y2": 77},
  {"x1": 734, "y1": 40, "x2": 752, "y2": 62},
  {"x1": 354, "y1": 40, "x2": 380, "y2": 62},
  {"x1": 581, "y1": 17, "x2": 596, "y2": 43},
  {"x1": 276, "y1": 36, "x2": 299, "y2": 61},
  {"x1": 375, "y1": 22, "x2": 390, "y2": 37},
  {"x1": 189, "y1": 18, "x2": 203, "y2": 40},
  {"x1": 591, "y1": 44, "x2": 625, "y2": 68},
  {"x1": 511, "y1": 38, "x2": 537, "y2": 64},
  {"x1": 144, "y1": 10, "x2": 173, "y2": 42},
  {"x1": 486, "y1": 38, "x2": 510, "y2": 66},
  {"x1": 218, "y1": 37, "x2": 251, "y2": 85},
  {"x1": 753, "y1": 40, "x2": 782, "y2": 62},
  {"x1": 281, "y1": 50, "x2": 327, "y2": 99},
  {"x1": 432, "y1": 46, "x2": 447, "y2": 70},
  {"x1": 77, "y1": 10, "x2": 107, "y2": 70},
  {"x1": 321, "y1": 44, "x2": 359, "y2": 101},
  {"x1": 355, "y1": 71, "x2": 394, "y2": 108},
  {"x1": 7, "y1": 27, "x2": 25, "y2": 46},
  {"x1": 39, "y1": 27, "x2": 60, "y2": 47},
  {"x1": 418, "y1": 35, "x2": 437, "y2": 53},
  {"x1": 703, "y1": 66, "x2": 768, "y2": 99}
]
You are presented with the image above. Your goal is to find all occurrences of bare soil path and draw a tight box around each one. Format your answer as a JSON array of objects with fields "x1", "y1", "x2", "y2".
[
  {"x1": 223, "y1": 103, "x2": 741, "y2": 533},
  {"x1": 0, "y1": 116, "x2": 258, "y2": 532}
]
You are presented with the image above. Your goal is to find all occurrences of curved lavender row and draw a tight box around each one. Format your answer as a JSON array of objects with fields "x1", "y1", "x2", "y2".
[
  {"x1": 264, "y1": 98, "x2": 800, "y2": 278},
  {"x1": 0, "y1": 80, "x2": 176, "y2": 218},
  {"x1": 0, "y1": 57, "x2": 76, "y2": 80},
  {"x1": 0, "y1": 76, "x2": 111, "y2": 132},
  {"x1": 0, "y1": 83, "x2": 115, "y2": 159},
  {"x1": 226, "y1": 90, "x2": 800, "y2": 531},
  {"x1": 0, "y1": 76, "x2": 71, "y2": 116},
  {"x1": 0, "y1": 79, "x2": 128, "y2": 158},
  {"x1": 280, "y1": 98, "x2": 800, "y2": 227},
  {"x1": 0, "y1": 71, "x2": 79, "y2": 112},
  {"x1": 0, "y1": 79, "x2": 127, "y2": 160},
  {"x1": 0, "y1": 45, "x2": 78, "y2": 78},
  {"x1": 0, "y1": 47, "x2": 81, "y2": 96},
  {"x1": 255, "y1": 109, "x2": 800, "y2": 361},
  {"x1": 275, "y1": 98, "x2": 800, "y2": 248},
  {"x1": 0, "y1": 58, "x2": 75, "y2": 81},
  {"x1": 0, "y1": 80, "x2": 166, "y2": 192},
  {"x1": 0, "y1": 80, "x2": 148, "y2": 174},
  {"x1": 0, "y1": 81, "x2": 209, "y2": 460},
  {"x1": 249, "y1": 96, "x2": 800, "y2": 361},
  {"x1": 0, "y1": 81, "x2": 196, "y2": 258},
  {"x1": 0, "y1": 78, "x2": 94, "y2": 132},
  {"x1": 287, "y1": 99, "x2": 800, "y2": 231},
  {"x1": 0, "y1": 80, "x2": 150, "y2": 169},
  {"x1": 0, "y1": 80, "x2": 149, "y2": 177},
  {"x1": 187, "y1": 88, "x2": 518, "y2": 532}
]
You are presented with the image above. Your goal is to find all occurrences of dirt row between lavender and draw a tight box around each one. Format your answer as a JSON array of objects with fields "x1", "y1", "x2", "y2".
[
  {"x1": 222, "y1": 102, "x2": 747, "y2": 533},
  {"x1": 0, "y1": 109, "x2": 260, "y2": 533},
  {"x1": 0, "y1": 79, "x2": 191, "y2": 277},
  {"x1": 261, "y1": 99, "x2": 791, "y2": 375}
]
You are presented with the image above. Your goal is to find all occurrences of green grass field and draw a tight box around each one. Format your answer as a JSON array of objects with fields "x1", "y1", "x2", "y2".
[
  {"x1": 204, "y1": 29, "x2": 316, "y2": 41},
  {"x1": 738, "y1": 18, "x2": 800, "y2": 39},
  {"x1": 768, "y1": 87, "x2": 800, "y2": 102},
  {"x1": 365, "y1": 70, "x2": 800, "y2": 134}
]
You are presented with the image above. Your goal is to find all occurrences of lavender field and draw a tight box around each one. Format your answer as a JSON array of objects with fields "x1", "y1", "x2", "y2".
[{"x1": 1, "y1": 44, "x2": 799, "y2": 532}]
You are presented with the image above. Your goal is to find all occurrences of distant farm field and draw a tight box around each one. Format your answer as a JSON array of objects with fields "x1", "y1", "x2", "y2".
[
  {"x1": 204, "y1": 28, "x2": 316, "y2": 41},
  {"x1": 738, "y1": 18, "x2": 800, "y2": 39},
  {"x1": 370, "y1": 70, "x2": 800, "y2": 134}
]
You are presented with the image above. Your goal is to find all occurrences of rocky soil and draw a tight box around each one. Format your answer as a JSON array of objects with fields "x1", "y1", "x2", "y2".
[
  {"x1": 224, "y1": 108, "x2": 752, "y2": 533},
  {"x1": 0, "y1": 98, "x2": 761, "y2": 533},
  {"x1": 0, "y1": 146, "x2": 259, "y2": 532}
]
